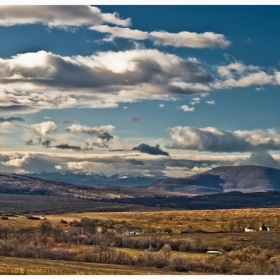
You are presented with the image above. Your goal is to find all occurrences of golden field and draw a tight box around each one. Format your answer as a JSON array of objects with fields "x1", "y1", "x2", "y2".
[{"x1": 1, "y1": 208, "x2": 280, "y2": 275}]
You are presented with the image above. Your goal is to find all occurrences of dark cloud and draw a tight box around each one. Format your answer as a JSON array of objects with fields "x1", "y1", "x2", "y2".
[
  {"x1": 92, "y1": 131, "x2": 114, "y2": 148},
  {"x1": 0, "y1": 117, "x2": 24, "y2": 123},
  {"x1": 26, "y1": 139, "x2": 36, "y2": 146},
  {"x1": 41, "y1": 138, "x2": 54, "y2": 147},
  {"x1": 165, "y1": 159, "x2": 220, "y2": 169},
  {"x1": 26, "y1": 137, "x2": 54, "y2": 147},
  {"x1": 55, "y1": 144, "x2": 82, "y2": 150},
  {"x1": 97, "y1": 131, "x2": 113, "y2": 141},
  {"x1": 129, "y1": 117, "x2": 141, "y2": 123},
  {"x1": 0, "y1": 105, "x2": 33, "y2": 113},
  {"x1": 132, "y1": 143, "x2": 169, "y2": 156},
  {"x1": 126, "y1": 159, "x2": 145, "y2": 166}
]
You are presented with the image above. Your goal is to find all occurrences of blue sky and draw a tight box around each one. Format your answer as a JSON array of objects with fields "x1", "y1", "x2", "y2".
[{"x1": 1, "y1": 5, "x2": 280, "y2": 177}]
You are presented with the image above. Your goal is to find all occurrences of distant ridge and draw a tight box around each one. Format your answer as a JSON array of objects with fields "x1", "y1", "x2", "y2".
[{"x1": 148, "y1": 165, "x2": 280, "y2": 194}]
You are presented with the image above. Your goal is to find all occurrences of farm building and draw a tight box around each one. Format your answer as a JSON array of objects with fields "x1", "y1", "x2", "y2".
[
  {"x1": 259, "y1": 224, "x2": 270, "y2": 231},
  {"x1": 244, "y1": 227, "x2": 256, "y2": 232}
]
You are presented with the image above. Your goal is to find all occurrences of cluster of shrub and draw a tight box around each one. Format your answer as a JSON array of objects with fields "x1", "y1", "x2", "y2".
[
  {"x1": 1, "y1": 217, "x2": 280, "y2": 274},
  {"x1": 103, "y1": 191, "x2": 280, "y2": 210},
  {"x1": 120, "y1": 236, "x2": 207, "y2": 252}
]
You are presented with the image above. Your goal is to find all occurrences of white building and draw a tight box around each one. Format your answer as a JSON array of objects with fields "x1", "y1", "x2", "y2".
[{"x1": 245, "y1": 227, "x2": 255, "y2": 232}]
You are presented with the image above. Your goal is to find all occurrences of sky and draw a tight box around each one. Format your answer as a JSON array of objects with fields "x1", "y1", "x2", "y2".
[{"x1": 1, "y1": 5, "x2": 280, "y2": 177}]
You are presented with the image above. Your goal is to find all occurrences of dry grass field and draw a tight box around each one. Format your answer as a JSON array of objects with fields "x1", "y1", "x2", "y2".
[
  {"x1": 0, "y1": 194, "x2": 157, "y2": 214},
  {"x1": 1, "y1": 208, "x2": 280, "y2": 275},
  {"x1": 43, "y1": 207, "x2": 280, "y2": 232}
]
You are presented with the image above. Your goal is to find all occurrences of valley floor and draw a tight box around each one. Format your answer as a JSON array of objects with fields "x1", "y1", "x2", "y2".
[{"x1": 1, "y1": 207, "x2": 280, "y2": 275}]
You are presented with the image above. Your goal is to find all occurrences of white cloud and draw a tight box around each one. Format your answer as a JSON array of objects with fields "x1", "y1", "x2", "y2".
[
  {"x1": 216, "y1": 61, "x2": 277, "y2": 89},
  {"x1": 159, "y1": 104, "x2": 165, "y2": 108},
  {"x1": 0, "y1": 6, "x2": 131, "y2": 28},
  {"x1": 66, "y1": 124, "x2": 115, "y2": 135},
  {"x1": 180, "y1": 105, "x2": 195, "y2": 112},
  {"x1": 150, "y1": 30, "x2": 230, "y2": 48},
  {"x1": 30, "y1": 121, "x2": 57, "y2": 136},
  {"x1": 90, "y1": 25, "x2": 148, "y2": 40},
  {"x1": 90, "y1": 25, "x2": 231, "y2": 49},
  {"x1": 1, "y1": 154, "x2": 28, "y2": 167},
  {"x1": 205, "y1": 100, "x2": 215, "y2": 105},
  {"x1": 190, "y1": 97, "x2": 200, "y2": 105},
  {"x1": 0, "y1": 121, "x2": 13, "y2": 129}
]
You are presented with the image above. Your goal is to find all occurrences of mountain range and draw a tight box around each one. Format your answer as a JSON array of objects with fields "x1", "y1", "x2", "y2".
[
  {"x1": 28, "y1": 172, "x2": 168, "y2": 187},
  {"x1": 1, "y1": 165, "x2": 280, "y2": 200}
]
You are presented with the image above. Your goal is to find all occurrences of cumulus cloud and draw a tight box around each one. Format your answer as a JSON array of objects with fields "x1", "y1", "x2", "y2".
[
  {"x1": 1, "y1": 154, "x2": 28, "y2": 167},
  {"x1": 159, "y1": 104, "x2": 165, "y2": 108},
  {"x1": 129, "y1": 117, "x2": 141, "y2": 123},
  {"x1": 215, "y1": 61, "x2": 277, "y2": 89},
  {"x1": 180, "y1": 105, "x2": 195, "y2": 112},
  {"x1": 90, "y1": 25, "x2": 231, "y2": 49},
  {"x1": 132, "y1": 143, "x2": 169, "y2": 156},
  {"x1": 0, "y1": 6, "x2": 131, "y2": 28},
  {"x1": 240, "y1": 150, "x2": 280, "y2": 169},
  {"x1": 66, "y1": 124, "x2": 115, "y2": 148},
  {"x1": 0, "y1": 122, "x2": 13, "y2": 129},
  {"x1": 167, "y1": 126, "x2": 280, "y2": 153},
  {"x1": 30, "y1": 121, "x2": 57, "y2": 136}
]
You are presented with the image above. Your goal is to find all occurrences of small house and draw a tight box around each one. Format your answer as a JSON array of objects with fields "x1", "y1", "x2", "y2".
[
  {"x1": 245, "y1": 227, "x2": 255, "y2": 232},
  {"x1": 259, "y1": 224, "x2": 270, "y2": 231}
]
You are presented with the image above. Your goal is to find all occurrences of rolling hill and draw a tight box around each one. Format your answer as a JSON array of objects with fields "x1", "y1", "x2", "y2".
[{"x1": 148, "y1": 165, "x2": 280, "y2": 194}]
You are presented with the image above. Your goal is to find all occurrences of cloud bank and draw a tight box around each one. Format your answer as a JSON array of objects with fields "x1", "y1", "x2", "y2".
[
  {"x1": 167, "y1": 126, "x2": 280, "y2": 152},
  {"x1": 0, "y1": 49, "x2": 213, "y2": 113}
]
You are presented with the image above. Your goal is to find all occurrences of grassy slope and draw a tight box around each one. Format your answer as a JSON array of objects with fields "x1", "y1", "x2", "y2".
[
  {"x1": 0, "y1": 256, "x2": 184, "y2": 275},
  {"x1": 0, "y1": 193, "x2": 157, "y2": 214}
]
